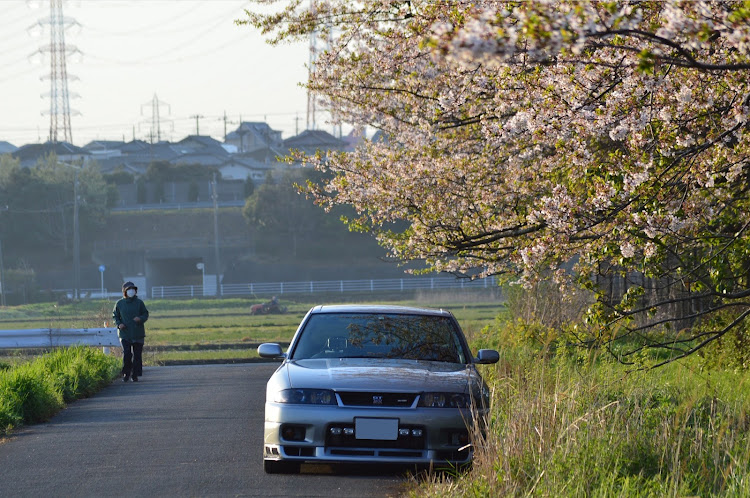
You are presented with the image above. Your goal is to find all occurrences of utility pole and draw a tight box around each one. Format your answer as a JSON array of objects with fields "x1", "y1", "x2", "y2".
[
  {"x1": 307, "y1": 26, "x2": 317, "y2": 131},
  {"x1": 0, "y1": 238, "x2": 6, "y2": 307},
  {"x1": 0, "y1": 205, "x2": 5, "y2": 306},
  {"x1": 73, "y1": 168, "x2": 80, "y2": 300},
  {"x1": 211, "y1": 173, "x2": 221, "y2": 296},
  {"x1": 306, "y1": 2, "x2": 333, "y2": 132},
  {"x1": 191, "y1": 114, "x2": 204, "y2": 135}
]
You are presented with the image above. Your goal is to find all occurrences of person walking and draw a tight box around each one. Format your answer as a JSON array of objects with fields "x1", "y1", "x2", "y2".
[{"x1": 113, "y1": 281, "x2": 149, "y2": 382}]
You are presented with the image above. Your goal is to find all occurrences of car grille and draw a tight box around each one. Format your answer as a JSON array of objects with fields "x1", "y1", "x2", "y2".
[
  {"x1": 325, "y1": 423, "x2": 426, "y2": 450},
  {"x1": 327, "y1": 449, "x2": 425, "y2": 458},
  {"x1": 337, "y1": 392, "x2": 417, "y2": 407}
]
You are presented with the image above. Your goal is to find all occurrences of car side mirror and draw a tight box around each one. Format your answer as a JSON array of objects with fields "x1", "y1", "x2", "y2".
[
  {"x1": 258, "y1": 343, "x2": 286, "y2": 359},
  {"x1": 475, "y1": 349, "x2": 499, "y2": 364}
]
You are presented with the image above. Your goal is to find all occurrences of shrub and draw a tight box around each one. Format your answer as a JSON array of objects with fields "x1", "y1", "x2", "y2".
[
  {"x1": 696, "y1": 310, "x2": 750, "y2": 371},
  {"x1": 0, "y1": 367, "x2": 63, "y2": 426},
  {"x1": 0, "y1": 347, "x2": 119, "y2": 435},
  {"x1": 504, "y1": 279, "x2": 592, "y2": 330}
]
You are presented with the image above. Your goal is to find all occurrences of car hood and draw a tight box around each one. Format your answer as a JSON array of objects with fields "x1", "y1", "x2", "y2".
[{"x1": 282, "y1": 358, "x2": 477, "y2": 393}]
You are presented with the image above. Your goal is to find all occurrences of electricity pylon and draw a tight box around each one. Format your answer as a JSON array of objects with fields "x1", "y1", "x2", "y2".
[
  {"x1": 34, "y1": 0, "x2": 80, "y2": 144},
  {"x1": 141, "y1": 93, "x2": 171, "y2": 143}
]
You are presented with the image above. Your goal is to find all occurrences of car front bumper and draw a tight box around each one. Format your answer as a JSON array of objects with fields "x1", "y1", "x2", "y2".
[{"x1": 263, "y1": 402, "x2": 475, "y2": 465}]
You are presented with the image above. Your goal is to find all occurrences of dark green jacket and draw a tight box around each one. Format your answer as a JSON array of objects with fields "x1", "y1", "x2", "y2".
[{"x1": 112, "y1": 296, "x2": 149, "y2": 342}]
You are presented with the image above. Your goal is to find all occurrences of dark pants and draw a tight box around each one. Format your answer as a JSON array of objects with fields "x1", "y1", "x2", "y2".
[{"x1": 121, "y1": 340, "x2": 144, "y2": 377}]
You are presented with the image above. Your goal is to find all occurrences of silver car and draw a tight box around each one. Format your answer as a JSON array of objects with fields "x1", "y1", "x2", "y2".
[{"x1": 258, "y1": 304, "x2": 499, "y2": 473}]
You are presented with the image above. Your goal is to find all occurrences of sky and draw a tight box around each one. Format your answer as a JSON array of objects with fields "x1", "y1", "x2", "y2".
[{"x1": 0, "y1": 0, "x2": 311, "y2": 148}]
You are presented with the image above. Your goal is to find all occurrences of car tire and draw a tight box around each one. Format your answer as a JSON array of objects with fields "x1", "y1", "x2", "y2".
[{"x1": 263, "y1": 459, "x2": 300, "y2": 474}]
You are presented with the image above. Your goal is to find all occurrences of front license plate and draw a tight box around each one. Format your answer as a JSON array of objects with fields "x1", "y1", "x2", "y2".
[{"x1": 355, "y1": 417, "x2": 399, "y2": 440}]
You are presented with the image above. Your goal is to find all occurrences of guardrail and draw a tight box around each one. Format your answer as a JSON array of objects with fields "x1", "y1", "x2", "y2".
[
  {"x1": 110, "y1": 200, "x2": 246, "y2": 212},
  {"x1": 0, "y1": 328, "x2": 120, "y2": 349},
  {"x1": 150, "y1": 276, "x2": 499, "y2": 299}
]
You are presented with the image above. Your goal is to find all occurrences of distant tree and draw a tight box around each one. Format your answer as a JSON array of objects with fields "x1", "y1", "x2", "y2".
[
  {"x1": 145, "y1": 161, "x2": 171, "y2": 183},
  {"x1": 102, "y1": 168, "x2": 135, "y2": 185},
  {"x1": 0, "y1": 153, "x2": 109, "y2": 264},
  {"x1": 242, "y1": 168, "x2": 329, "y2": 257},
  {"x1": 136, "y1": 176, "x2": 148, "y2": 204},
  {"x1": 105, "y1": 184, "x2": 119, "y2": 208},
  {"x1": 5, "y1": 265, "x2": 36, "y2": 305}
]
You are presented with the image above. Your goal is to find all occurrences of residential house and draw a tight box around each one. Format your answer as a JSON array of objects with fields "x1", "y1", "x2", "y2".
[
  {"x1": 11, "y1": 141, "x2": 91, "y2": 168},
  {"x1": 224, "y1": 122, "x2": 283, "y2": 153},
  {"x1": 341, "y1": 128, "x2": 367, "y2": 152},
  {"x1": 173, "y1": 135, "x2": 230, "y2": 156},
  {"x1": 83, "y1": 140, "x2": 126, "y2": 159},
  {"x1": 218, "y1": 154, "x2": 274, "y2": 183},
  {"x1": 171, "y1": 135, "x2": 230, "y2": 168},
  {"x1": 283, "y1": 129, "x2": 347, "y2": 160},
  {"x1": 92, "y1": 140, "x2": 180, "y2": 176}
]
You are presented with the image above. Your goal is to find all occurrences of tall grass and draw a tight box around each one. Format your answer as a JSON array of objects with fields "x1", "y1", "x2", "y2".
[
  {"x1": 0, "y1": 346, "x2": 120, "y2": 435},
  {"x1": 410, "y1": 280, "x2": 750, "y2": 496},
  {"x1": 413, "y1": 326, "x2": 750, "y2": 497}
]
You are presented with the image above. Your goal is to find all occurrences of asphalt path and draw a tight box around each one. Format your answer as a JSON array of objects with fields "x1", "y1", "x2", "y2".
[{"x1": 0, "y1": 363, "x2": 406, "y2": 497}]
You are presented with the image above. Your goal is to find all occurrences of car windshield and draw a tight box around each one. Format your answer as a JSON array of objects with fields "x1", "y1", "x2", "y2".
[{"x1": 291, "y1": 313, "x2": 467, "y2": 363}]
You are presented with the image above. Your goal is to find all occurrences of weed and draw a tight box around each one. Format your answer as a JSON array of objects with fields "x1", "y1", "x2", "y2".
[
  {"x1": 413, "y1": 349, "x2": 750, "y2": 496},
  {"x1": 0, "y1": 346, "x2": 119, "y2": 435}
]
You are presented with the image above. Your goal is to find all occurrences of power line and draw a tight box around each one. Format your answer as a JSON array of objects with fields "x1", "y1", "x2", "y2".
[
  {"x1": 82, "y1": 31, "x2": 250, "y2": 67},
  {"x1": 0, "y1": 11, "x2": 37, "y2": 42},
  {"x1": 79, "y1": 3, "x2": 249, "y2": 66},
  {"x1": 0, "y1": 63, "x2": 38, "y2": 83},
  {"x1": 79, "y1": 2, "x2": 205, "y2": 37}
]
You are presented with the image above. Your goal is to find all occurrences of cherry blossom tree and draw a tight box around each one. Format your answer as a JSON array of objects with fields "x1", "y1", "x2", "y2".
[{"x1": 241, "y1": 1, "x2": 750, "y2": 366}]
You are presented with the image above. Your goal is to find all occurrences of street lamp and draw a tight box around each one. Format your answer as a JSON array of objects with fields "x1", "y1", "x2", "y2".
[
  {"x1": 211, "y1": 173, "x2": 221, "y2": 297},
  {"x1": 196, "y1": 262, "x2": 205, "y2": 295},
  {"x1": 99, "y1": 265, "x2": 105, "y2": 297}
]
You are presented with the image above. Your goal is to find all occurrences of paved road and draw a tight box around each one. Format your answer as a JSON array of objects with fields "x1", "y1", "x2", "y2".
[{"x1": 0, "y1": 364, "x2": 405, "y2": 497}]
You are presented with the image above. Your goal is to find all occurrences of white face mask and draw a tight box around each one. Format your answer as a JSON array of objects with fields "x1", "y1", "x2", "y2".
[{"x1": 126, "y1": 289, "x2": 136, "y2": 298}]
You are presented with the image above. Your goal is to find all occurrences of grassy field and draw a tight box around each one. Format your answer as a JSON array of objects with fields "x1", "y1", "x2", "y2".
[
  {"x1": 0, "y1": 290, "x2": 504, "y2": 364},
  {"x1": 1, "y1": 290, "x2": 747, "y2": 495}
]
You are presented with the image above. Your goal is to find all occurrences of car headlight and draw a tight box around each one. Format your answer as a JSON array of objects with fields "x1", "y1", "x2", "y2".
[
  {"x1": 273, "y1": 388, "x2": 337, "y2": 405},
  {"x1": 419, "y1": 392, "x2": 469, "y2": 408}
]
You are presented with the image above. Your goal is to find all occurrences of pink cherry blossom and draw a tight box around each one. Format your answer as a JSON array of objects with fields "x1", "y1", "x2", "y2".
[{"x1": 241, "y1": 0, "x2": 750, "y2": 364}]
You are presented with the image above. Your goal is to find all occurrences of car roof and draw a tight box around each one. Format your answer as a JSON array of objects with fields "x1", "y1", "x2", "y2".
[{"x1": 309, "y1": 304, "x2": 454, "y2": 317}]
